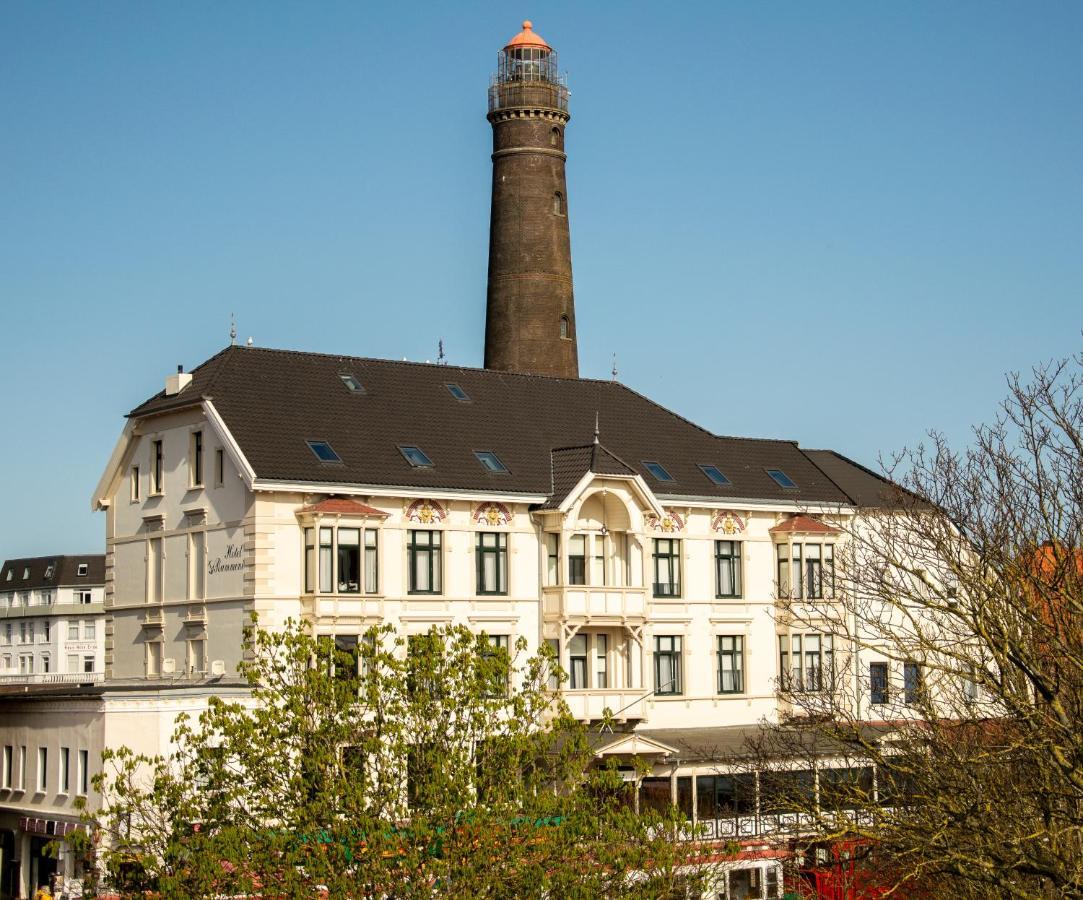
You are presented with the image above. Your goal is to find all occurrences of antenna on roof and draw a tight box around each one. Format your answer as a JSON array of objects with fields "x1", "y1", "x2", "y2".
[
  {"x1": 611, "y1": 354, "x2": 618, "y2": 380},
  {"x1": 437, "y1": 339, "x2": 446, "y2": 366},
  {"x1": 230, "y1": 313, "x2": 237, "y2": 346},
  {"x1": 593, "y1": 411, "x2": 600, "y2": 445}
]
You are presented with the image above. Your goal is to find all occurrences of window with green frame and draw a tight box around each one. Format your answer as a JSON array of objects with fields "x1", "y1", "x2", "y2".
[{"x1": 476, "y1": 532, "x2": 508, "y2": 595}]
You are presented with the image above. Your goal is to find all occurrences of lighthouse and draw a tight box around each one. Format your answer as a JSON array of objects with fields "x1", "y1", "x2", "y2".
[{"x1": 484, "y1": 21, "x2": 579, "y2": 379}]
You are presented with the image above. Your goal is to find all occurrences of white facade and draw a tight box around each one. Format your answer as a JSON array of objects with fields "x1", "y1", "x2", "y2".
[{"x1": 0, "y1": 564, "x2": 105, "y2": 684}]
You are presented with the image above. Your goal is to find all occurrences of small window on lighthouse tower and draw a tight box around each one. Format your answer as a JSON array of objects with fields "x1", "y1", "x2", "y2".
[
  {"x1": 553, "y1": 192, "x2": 565, "y2": 216},
  {"x1": 550, "y1": 126, "x2": 560, "y2": 146},
  {"x1": 560, "y1": 316, "x2": 570, "y2": 339}
]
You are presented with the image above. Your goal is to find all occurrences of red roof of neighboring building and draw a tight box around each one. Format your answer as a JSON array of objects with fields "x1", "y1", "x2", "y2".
[
  {"x1": 298, "y1": 498, "x2": 387, "y2": 517},
  {"x1": 505, "y1": 20, "x2": 550, "y2": 51},
  {"x1": 769, "y1": 514, "x2": 840, "y2": 535}
]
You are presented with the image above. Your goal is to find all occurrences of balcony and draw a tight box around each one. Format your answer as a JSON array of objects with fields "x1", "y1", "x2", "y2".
[
  {"x1": 542, "y1": 585, "x2": 647, "y2": 621},
  {"x1": 301, "y1": 593, "x2": 383, "y2": 622},
  {"x1": 0, "y1": 672, "x2": 104, "y2": 686},
  {"x1": 562, "y1": 688, "x2": 647, "y2": 723}
]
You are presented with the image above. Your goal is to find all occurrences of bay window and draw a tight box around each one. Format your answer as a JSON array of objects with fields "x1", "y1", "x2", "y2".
[
  {"x1": 568, "y1": 634, "x2": 588, "y2": 689},
  {"x1": 777, "y1": 542, "x2": 835, "y2": 600},
  {"x1": 304, "y1": 526, "x2": 379, "y2": 595},
  {"x1": 778, "y1": 633, "x2": 834, "y2": 692}
]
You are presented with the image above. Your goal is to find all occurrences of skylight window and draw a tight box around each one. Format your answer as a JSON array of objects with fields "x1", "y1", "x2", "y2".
[
  {"x1": 766, "y1": 469, "x2": 798, "y2": 489},
  {"x1": 474, "y1": 450, "x2": 508, "y2": 474},
  {"x1": 399, "y1": 446, "x2": 434, "y2": 468},
  {"x1": 445, "y1": 383, "x2": 470, "y2": 402},
  {"x1": 4, "y1": 570, "x2": 10, "y2": 581},
  {"x1": 339, "y1": 373, "x2": 365, "y2": 393},
  {"x1": 698, "y1": 465, "x2": 731, "y2": 486},
  {"x1": 643, "y1": 461, "x2": 675, "y2": 483},
  {"x1": 77, "y1": 563, "x2": 88, "y2": 577},
  {"x1": 307, "y1": 440, "x2": 342, "y2": 463},
  {"x1": 44, "y1": 564, "x2": 55, "y2": 579},
  {"x1": 22, "y1": 568, "x2": 29, "y2": 580}
]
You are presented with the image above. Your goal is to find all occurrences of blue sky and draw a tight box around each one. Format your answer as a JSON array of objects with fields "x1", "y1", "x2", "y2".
[{"x1": 1, "y1": 2, "x2": 1080, "y2": 557}]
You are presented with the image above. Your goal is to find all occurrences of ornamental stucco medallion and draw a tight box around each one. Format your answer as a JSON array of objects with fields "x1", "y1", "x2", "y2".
[
  {"x1": 711, "y1": 511, "x2": 746, "y2": 535},
  {"x1": 472, "y1": 502, "x2": 511, "y2": 527},
  {"x1": 405, "y1": 498, "x2": 448, "y2": 525},
  {"x1": 646, "y1": 509, "x2": 685, "y2": 533}
]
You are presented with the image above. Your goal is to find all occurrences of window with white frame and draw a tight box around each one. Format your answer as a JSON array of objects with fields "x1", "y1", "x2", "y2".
[
  {"x1": 568, "y1": 634, "x2": 588, "y2": 689},
  {"x1": 67, "y1": 654, "x2": 78, "y2": 672},
  {"x1": 304, "y1": 526, "x2": 378, "y2": 594},
  {"x1": 595, "y1": 633, "x2": 608, "y2": 689},
  {"x1": 130, "y1": 465, "x2": 141, "y2": 501},
  {"x1": 545, "y1": 638, "x2": 560, "y2": 690},
  {"x1": 42, "y1": 621, "x2": 50, "y2": 642},
  {"x1": 214, "y1": 447, "x2": 225, "y2": 486},
  {"x1": 151, "y1": 439, "x2": 164, "y2": 494},
  {"x1": 188, "y1": 531, "x2": 206, "y2": 601},
  {"x1": 78, "y1": 749, "x2": 88, "y2": 795},
  {"x1": 67, "y1": 622, "x2": 79, "y2": 641},
  {"x1": 190, "y1": 430, "x2": 204, "y2": 487},
  {"x1": 187, "y1": 637, "x2": 206, "y2": 674},
  {"x1": 654, "y1": 636, "x2": 683, "y2": 695},
  {"x1": 60, "y1": 747, "x2": 70, "y2": 793},
  {"x1": 545, "y1": 533, "x2": 560, "y2": 585},
  {"x1": 870, "y1": 661, "x2": 889, "y2": 705},
  {"x1": 776, "y1": 542, "x2": 835, "y2": 600},
  {"x1": 146, "y1": 640, "x2": 162, "y2": 677},
  {"x1": 717, "y1": 635, "x2": 744, "y2": 694},
  {"x1": 77, "y1": 590, "x2": 93, "y2": 604},
  {"x1": 778, "y1": 633, "x2": 834, "y2": 692},
  {"x1": 904, "y1": 661, "x2": 923, "y2": 705},
  {"x1": 84, "y1": 621, "x2": 96, "y2": 640},
  {"x1": 567, "y1": 534, "x2": 586, "y2": 585},
  {"x1": 148, "y1": 537, "x2": 163, "y2": 604}
]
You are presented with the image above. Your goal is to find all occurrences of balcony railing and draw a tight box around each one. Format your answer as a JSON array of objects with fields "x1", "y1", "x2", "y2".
[
  {"x1": 0, "y1": 672, "x2": 104, "y2": 686},
  {"x1": 562, "y1": 689, "x2": 647, "y2": 722},
  {"x1": 541, "y1": 585, "x2": 647, "y2": 620}
]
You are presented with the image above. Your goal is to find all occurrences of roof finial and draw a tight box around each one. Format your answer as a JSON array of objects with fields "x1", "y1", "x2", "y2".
[
  {"x1": 437, "y1": 339, "x2": 446, "y2": 366},
  {"x1": 230, "y1": 313, "x2": 237, "y2": 346},
  {"x1": 611, "y1": 353, "x2": 618, "y2": 381},
  {"x1": 593, "y1": 411, "x2": 600, "y2": 445}
]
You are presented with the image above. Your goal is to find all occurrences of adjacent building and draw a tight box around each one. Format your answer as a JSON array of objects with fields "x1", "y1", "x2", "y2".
[{"x1": 0, "y1": 557, "x2": 105, "y2": 684}]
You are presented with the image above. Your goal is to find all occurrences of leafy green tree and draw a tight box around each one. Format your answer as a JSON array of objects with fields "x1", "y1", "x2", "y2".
[{"x1": 82, "y1": 621, "x2": 713, "y2": 897}]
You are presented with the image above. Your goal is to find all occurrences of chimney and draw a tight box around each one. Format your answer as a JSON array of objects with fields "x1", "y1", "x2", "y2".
[{"x1": 165, "y1": 364, "x2": 193, "y2": 396}]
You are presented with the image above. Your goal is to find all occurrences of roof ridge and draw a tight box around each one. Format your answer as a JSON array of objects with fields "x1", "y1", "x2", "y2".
[{"x1": 230, "y1": 345, "x2": 621, "y2": 385}]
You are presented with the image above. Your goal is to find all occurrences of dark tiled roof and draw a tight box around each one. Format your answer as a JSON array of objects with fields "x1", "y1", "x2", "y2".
[
  {"x1": 0, "y1": 555, "x2": 105, "y2": 591},
  {"x1": 540, "y1": 442, "x2": 638, "y2": 510},
  {"x1": 803, "y1": 450, "x2": 904, "y2": 509},
  {"x1": 128, "y1": 346, "x2": 869, "y2": 505}
]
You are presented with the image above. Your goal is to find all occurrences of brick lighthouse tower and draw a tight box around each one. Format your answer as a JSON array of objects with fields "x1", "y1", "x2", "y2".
[{"x1": 484, "y1": 21, "x2": 578, "y2": 378}]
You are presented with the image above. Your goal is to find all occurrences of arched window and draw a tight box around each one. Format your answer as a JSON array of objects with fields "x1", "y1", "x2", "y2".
[
  {"x1": 553, "y1": 192, "x2": 565, "y2": 216},
  {"x1": 550, "y1": 126, "x2": 560, "y2": 146},
  {"x1": 560, "y1": 316, "x2": 570, "y2": 339}
]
